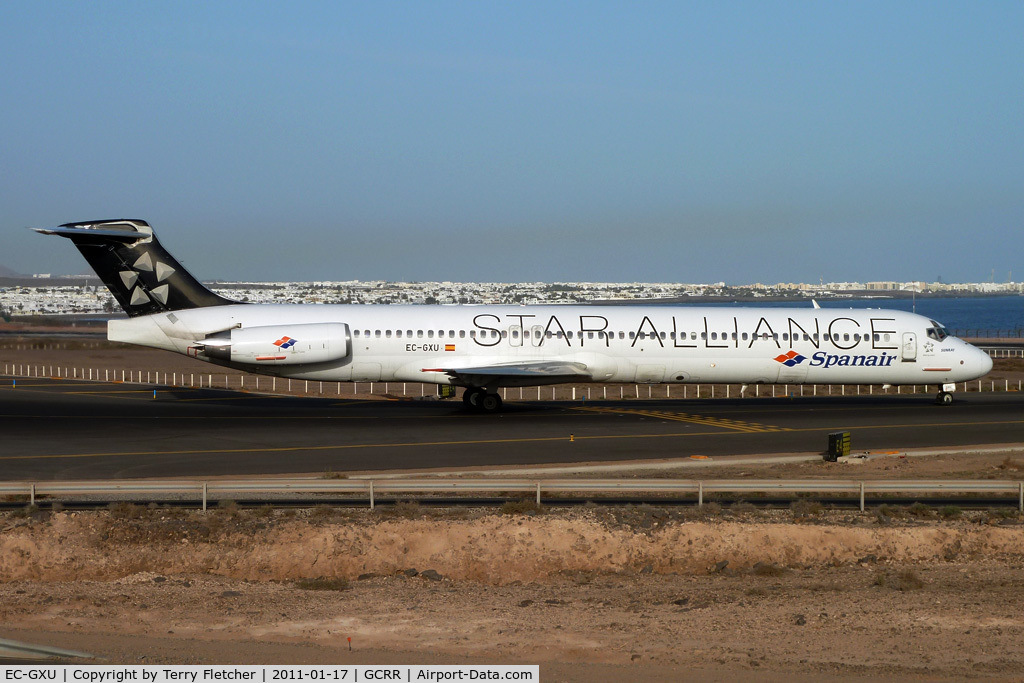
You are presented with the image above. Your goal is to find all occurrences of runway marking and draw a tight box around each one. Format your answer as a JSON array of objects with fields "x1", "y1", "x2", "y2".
[
  {"x1": 578, "y1": 406, "x2": 791, "y2": 433},
  {"x1": 2, "y1": 418, "x2": 1023, "y2": 462}
]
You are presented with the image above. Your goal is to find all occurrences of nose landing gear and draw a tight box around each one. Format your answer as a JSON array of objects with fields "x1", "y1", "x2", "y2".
[{"x1": 935, "y1": 382, "x2": 957, "y2": 405}]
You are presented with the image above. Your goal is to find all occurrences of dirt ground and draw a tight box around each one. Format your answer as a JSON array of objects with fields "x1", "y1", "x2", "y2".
[{"x1": 2, "y1": 499, "x2": 1024, "y2": 681}]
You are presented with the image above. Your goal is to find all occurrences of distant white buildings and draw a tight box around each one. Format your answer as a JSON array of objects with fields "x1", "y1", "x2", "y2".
[{"x1": 2, "y1": 279, "x2": 1021, "y2": 316}]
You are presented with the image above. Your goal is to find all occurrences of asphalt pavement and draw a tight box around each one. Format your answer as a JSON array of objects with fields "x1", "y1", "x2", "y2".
[{"x1": 2, "y1": 377, "x2": 1023, "y2": 480}]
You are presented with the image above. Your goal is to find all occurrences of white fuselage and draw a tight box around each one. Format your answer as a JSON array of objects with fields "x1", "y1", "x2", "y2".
[{"x1": 108, "y1": 303, "x2": 993, "y2": 389}]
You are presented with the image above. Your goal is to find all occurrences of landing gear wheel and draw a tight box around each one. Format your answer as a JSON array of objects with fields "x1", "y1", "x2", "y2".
[
  {"x1": 936, "y1": 391, "x2": 953, "y2": 405},
  {"x1": 463, "y1": 387, "x2": 483, "y2": 407},
  {"x1": 479, "y1": 392, "x2": 503, "y2": 413}
]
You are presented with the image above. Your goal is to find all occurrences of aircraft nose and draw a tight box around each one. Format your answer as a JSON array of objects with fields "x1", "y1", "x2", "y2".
[{"x1": 977, "y1": 347, "x2": 993, "y2": 376}]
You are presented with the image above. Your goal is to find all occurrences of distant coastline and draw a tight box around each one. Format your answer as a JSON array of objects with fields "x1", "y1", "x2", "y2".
[{"x1": 592, "y1": 291, "x2": 1023, "y2": 305}]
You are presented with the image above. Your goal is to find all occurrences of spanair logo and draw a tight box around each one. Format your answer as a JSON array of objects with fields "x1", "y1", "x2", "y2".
[
  {"x1": 273, "y1": 336, "x2": 297, "y2": 349},
  {"x1": 774, "y1": 350, "x2": 806, "y2": 367}
]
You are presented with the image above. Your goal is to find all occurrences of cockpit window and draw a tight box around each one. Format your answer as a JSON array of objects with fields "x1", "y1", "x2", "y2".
[{"x1": 926, "y1": 320, "x2": 949, "y2": 342}]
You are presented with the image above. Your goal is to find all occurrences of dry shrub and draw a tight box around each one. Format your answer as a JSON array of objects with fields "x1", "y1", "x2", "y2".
[
  {"x1": 790, "y1": 499, "x2": 823, "y2": 519},
  {"x1": 997, "y1": 457, "x2": 1024, "y2": 471},
  {"x1": 500, "y1": 499, "x2": 543, "y2": 516},
  {"x1": 108, "y1": 502, "x2": 147, "y2": 520},
  {"x1": 730, "y1": 501, "x2": 758, "y2": 515},
  {"x1": 386, "y1": 500, "x2": 424, "y2": 519},
  {"x1": 908, "y1": 502, "x2": 934, "y2": 518},
  {"x1": 874, "y1": 504, "x2": 902, "y2": 523},
  {"x1": 939, "y1": 505, "x2": 962, "y2": 519}
]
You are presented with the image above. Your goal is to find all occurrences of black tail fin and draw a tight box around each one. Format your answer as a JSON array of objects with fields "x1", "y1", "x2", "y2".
[{"x1": 36, "y1": 219, "x2": 235, "y2": 317}]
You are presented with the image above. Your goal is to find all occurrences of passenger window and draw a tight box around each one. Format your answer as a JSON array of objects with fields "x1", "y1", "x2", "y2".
[
  {"x1": 353, "y1": 330, "x2": 360, "y2": 337},
  {"x1": 588, "y1": 332, "x2": 594, "y2": 339},
  {"x1": 449, "y1": 330, "x2": 455, "y2": 337},
  {"x1": 375, "y1": 330, "x2": 381, "y2": 338},
  {"x1": 844, "y1": 334, "x2": 850, "y2": 341},
  {"x1": 512, "y1": 330, "x2": 519, "y2": 338},
  {"x1": 459, "y1": 330, "x2": 466, "y2": 338},
  {"x1": 418, "y1": 330, "x2": 424, "y2": 338},
  {"x1": 396, "y1": 330, "x2": 402, "y2": 338},
  {"x1": 741, "y1": 333, "x2": 748, "y2": 341},
  {"x1": 711, "y1": 332, "x2": 717, "y2": 340},
  {"x1": 501, "y1": 330, "x2": 508, "y2": 339},
  {"x1": 428, "y1": 331, "x2": 434, "y2": 338},
  {"x1": 385, "y1": 330, "x2": 392, "y2": 338}
]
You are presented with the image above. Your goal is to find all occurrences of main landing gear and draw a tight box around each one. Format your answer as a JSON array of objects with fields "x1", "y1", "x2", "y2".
[{"x1": 462, "y1": 387, "x2": 503, "y2": 413}]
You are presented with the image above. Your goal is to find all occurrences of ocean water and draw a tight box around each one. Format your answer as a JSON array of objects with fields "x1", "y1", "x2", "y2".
[{"x1": 678, "y1": 296, "x2": 1024, "y2": 335}]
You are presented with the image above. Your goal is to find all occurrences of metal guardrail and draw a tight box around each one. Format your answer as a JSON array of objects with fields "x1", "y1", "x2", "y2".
[
  {"x1": 0, "y1": 637, "x2": 94, "y2": 662},
  {"x1": 2, "y1": 478, "x2": 1022, "y2": 512}
]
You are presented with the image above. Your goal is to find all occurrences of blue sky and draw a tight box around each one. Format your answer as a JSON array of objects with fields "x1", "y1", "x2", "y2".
[{"x1": 2, "y1": 2, "x2": 1022, "y2": 283}]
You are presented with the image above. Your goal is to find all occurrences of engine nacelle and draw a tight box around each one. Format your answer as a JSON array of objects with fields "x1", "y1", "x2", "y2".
[{"x1": 201, "y1": 323, "x2": 350, "y2": 366}]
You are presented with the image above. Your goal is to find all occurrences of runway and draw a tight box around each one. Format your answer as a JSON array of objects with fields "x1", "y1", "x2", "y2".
[{"x1": 2, "y1": 377, "x2": 1024, "y2": 480}]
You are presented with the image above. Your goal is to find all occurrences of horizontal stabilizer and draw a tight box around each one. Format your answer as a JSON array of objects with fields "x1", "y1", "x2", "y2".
[{"x1": 36, "y1": 219, "x2": 235, "y2": 317}]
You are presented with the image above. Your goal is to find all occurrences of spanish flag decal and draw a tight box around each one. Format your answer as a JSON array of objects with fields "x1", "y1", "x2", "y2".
[{"x1": 445, "y1": 344, "x2": 456, "y2": 352}]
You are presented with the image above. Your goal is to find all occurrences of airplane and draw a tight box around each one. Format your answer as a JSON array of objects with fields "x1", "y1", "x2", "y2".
[{"x1": 36, "y1": 219, "x2": 993, "y2": 411}]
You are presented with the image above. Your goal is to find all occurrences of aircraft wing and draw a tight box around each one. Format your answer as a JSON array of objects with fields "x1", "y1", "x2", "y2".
[{"x1": 424, "y1": 360, "x2": 592, "y2": 384}]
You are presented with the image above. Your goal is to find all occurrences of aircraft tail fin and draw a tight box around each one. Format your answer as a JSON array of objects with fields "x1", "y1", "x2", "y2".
[{"x1": 35, "y1": 219, "x2": 236, "y2": 317}]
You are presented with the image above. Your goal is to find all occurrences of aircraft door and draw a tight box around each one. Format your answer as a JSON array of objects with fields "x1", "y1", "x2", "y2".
[
  {"x1": 509, "y1": 324, "x2": 523, "y2": 348},
  {"x1": 901, "y1": 332, "x2": 917, "y2": 362},
  {"x1": 530, "y1": 325, "x2": 544, "y2": 347}
]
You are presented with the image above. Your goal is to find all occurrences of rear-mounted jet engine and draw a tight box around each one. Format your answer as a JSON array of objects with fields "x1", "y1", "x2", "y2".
[{"x1": 199, "y1": 323, "x2": 350, "y2": 365}]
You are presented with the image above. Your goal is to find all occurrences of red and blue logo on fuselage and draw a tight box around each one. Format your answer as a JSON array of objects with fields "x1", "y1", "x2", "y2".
[{"x1": 774, "y1": 350, "x2": 806, "y2": 367}]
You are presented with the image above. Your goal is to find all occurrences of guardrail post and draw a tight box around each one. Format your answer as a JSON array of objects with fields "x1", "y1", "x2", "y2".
[
  {"x1": 30, "y1": 483, "x2": 35, "y2": 507},
  {"x1": 698, "y1": 482, "x2": 703, "y2": 507},
  {"x1": 202, "y1": 482, "x2": 207, "y2": 512},
  {"x1": 369, "y1": 480, "x2": 375, "y2": 510},
  {"x1": 859, "y1": 482, "x2": 865, "y2": 512}
]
